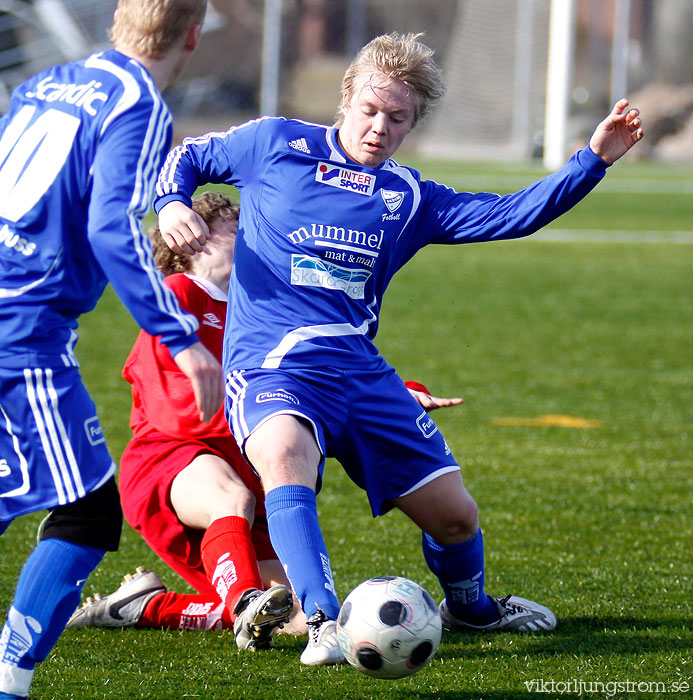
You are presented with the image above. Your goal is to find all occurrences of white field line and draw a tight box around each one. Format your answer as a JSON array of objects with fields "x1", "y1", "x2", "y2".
[
  {"x1": 595, "y1": 179, "x2": 693, "y2": 194},
  {"x1": 452, "y1": 175, "x2": 693, "y2": 194},
  {"x1": 531, "y1": 229, "x2": 693, "y2": 243}
]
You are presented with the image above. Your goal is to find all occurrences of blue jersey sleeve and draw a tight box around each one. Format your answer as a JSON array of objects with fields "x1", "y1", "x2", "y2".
[
  {"x1": 87, "y1": 97, "x2": 199, "y2": 356},
  {"x1": 417, "y1": 146, "x2": 609, "y2": 246},
  {"x1": 154, "y1": 117, "x2": 272, "y2": 212}
]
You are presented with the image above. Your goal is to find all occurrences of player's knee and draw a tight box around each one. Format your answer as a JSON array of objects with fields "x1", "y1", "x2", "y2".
[
  {"x1": 430, "y1": 499, "x2": 479, "y2": 545},
  {"x1": 246, "y1": 416, "x2": 320, "y2": 490},
  {"x1": 40, "y1": 477, "x2": 122, "y2": 551},
  {"x1": 457, "y1": 499, "x2": 480, "y2": 539},
  {"x1": 205, "y1": 484, "x2": 256, "y2": 525},
  {"x1": 250, "y1": 447, "x2": 319, "y2": 491}
]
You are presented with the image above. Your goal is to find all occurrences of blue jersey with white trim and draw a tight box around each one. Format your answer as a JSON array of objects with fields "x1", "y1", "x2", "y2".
[
  {"x1": 155, "y1": 117, "x2": 609, "y2": 371},
  {"x1": 0, "y1": 49, "x2": 198, "y2": 368}
]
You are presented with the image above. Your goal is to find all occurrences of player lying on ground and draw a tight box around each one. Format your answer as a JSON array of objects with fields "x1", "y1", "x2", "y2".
[
  {"x1": 154, "y1": 32, "x2": 644, "y2": 666},
  {"x1": 0, "y1": 2, "x2": 220, "y2": 699},
  {"x1": 66, "y1": 193, "x2": 461, "y2": 648},
  {"x1": 66, "y1": 192, "x2": 297, "y2": 649}
]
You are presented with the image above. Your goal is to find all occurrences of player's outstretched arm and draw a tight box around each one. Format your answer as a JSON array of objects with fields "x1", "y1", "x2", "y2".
[
  {"x1": 172, "y1": 341, "x2": 224, "y2": 423},
  {"x1": 158, "y1": 200, "x2": 210, "y2": 255},
  {"x1": 589, "y1": 99, "x2": 644, "y2": 165}
]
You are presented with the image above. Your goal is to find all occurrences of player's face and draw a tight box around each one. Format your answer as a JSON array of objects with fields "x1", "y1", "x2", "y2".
[
  {"x1": 200, "y1": 218, "x2": 237, "y2": 274},
  {"x1": 338, "y1": 71, "x2": 416, "y2": 167}
]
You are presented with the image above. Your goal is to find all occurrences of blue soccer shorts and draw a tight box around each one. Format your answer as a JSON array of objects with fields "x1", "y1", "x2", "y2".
[
  {"x1": 0, "y1": 365, "x2": 115, "y2": 523},
  {"x1": 225, "y1": 360, "x2": 460, "y2": 516}
]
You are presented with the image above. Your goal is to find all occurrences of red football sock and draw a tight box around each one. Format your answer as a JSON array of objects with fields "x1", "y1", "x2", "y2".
[
  {"x1": 138, "y1": 591, "x2": 233, "y2": 630},
  {"x1": 200, "y1": 515, "x2": 263, "y2": 621}
]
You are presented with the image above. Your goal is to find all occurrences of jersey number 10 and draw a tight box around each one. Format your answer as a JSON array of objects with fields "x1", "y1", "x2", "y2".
[{"x1": 0, "y1": 105, "x2": 80, "y2": 222}]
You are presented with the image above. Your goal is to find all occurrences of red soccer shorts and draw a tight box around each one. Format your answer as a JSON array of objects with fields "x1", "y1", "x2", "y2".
[{"x1": 119, "y1": 430, "x2": 275, "y2": 597}]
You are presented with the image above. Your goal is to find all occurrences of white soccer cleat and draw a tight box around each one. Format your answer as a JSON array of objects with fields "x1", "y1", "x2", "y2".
[
  {"x1": 439, "y1": 595, "x2": 556, "y2": 632},
  {"x1": 300, "y1": 609, "x2": 347, "y2": 666},
  {"x1": 233, "y1": 585, "x2": 293, "y2": 651},
  {"x1": 66, "y1": 567, "x2": 166, "y2": 629}
]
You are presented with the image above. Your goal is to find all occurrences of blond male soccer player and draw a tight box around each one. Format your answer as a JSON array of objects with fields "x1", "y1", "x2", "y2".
[
  {"x1": 66, "y1": 193, "x2": 459, "y2": 648},
  {"x1": 155, "y1": 32, "x2": 644, "y2": 666},
  {"x1": 0, "y1": 2, "x2": 221, "y2": 698}
]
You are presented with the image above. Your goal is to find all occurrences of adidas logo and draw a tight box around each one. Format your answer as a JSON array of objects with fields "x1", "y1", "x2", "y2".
[{"x1": 289, "y1": 137, "x2": 310, "y2": 154}]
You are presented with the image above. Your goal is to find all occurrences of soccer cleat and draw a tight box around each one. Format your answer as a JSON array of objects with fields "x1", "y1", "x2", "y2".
[
  {"x1": 439, "y1": 595, "x2": 556, "y2": 632},
  {"x1": 65, "y1": 567, "x2": 166, "y2": 629},
  {"x1": 0, "y1": 693, "x2": 27, "y2": 700},
  {"x1": 299, "y1": 609, "x2": 346, "y2": 666},
  {"x1": 233, "y1": 585, "x2": 293, "y2": 651}
]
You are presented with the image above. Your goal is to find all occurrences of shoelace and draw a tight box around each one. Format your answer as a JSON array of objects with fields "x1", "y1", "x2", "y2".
[
  {"x1": 497, "y1": 596, "x2": 526, "y2": 616},
  {"x1": 307, "y1": 610, "x2": 328, "y2": 643}
]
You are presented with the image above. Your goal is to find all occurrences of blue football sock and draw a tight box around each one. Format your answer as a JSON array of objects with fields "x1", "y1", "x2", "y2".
[
  {"x1": 0, "y1": 538, "x2": 104, "y2": 677},
  {"x1": 265, "y1": 485, "x2": 340, "y2": 620},
  {"x1": 422, "y1": 528, "x2": 499, "y2": 625}
]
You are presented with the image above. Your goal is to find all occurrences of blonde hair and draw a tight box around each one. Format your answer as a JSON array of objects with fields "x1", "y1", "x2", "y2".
[
  {"x1": 109, "y1": 0, "x2": 207, "y2": 59},
  {"x1": 336, "y1": 32, "x2": 446, "y2": 128},
  {"x1": 150, "y1": 192, "x2": 240, "y2": 276}
]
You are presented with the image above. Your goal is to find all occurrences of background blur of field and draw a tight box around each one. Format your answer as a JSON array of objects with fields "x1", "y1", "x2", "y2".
[{"x1": 0, "y1": 157, "x2": 690, "y2": 699}]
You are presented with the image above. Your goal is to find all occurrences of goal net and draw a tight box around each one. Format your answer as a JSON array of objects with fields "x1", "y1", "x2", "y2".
[{"x1": 419, "y1": 0, "x2": 551, "y2": 160}]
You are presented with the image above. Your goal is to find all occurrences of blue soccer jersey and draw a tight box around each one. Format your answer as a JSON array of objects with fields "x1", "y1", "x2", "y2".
[
  {"x1": 0, "y1": 50, "x2": 201, "y2": 519},
  {"x1": 0, "y1": 49, "x2": 199, "y2": 368},
  {"x1": 155, "y1": 117, "x2": 609, "y2": 372}
]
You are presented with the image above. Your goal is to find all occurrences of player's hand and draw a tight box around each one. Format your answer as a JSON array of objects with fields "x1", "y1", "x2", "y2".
[
  {"x1": 407, "y1": 388, "x2": 464, "y2": 412},
  {"x1": 589, "y1": 99, "x2": 644, "y2": 164},
  {"x1": 158, "y1": 200, "x2": 209, "y2": 255},
  {"x1": 172, "y1": 341, "x2": 224, "y2": 423}
]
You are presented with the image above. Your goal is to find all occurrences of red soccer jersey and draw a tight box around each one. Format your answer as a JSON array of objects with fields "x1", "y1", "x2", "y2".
[{"x1": 123, "y1": 274, "x2": 230, "y2": 440}]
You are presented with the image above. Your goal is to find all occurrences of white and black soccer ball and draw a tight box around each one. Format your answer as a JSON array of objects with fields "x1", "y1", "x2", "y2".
[{"x1": 336, "y1": 576, "x2": 442, "y2": 680}]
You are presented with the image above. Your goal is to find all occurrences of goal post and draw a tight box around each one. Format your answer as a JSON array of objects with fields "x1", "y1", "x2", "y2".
[{"x1": 543, "y1": 0, "x2": 576, "y2": 170}]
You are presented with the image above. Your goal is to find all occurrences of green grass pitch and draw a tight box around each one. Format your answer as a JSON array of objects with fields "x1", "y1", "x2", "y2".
[{"x1": 1, "y1": 158, "x2": 690, "y2": 699}]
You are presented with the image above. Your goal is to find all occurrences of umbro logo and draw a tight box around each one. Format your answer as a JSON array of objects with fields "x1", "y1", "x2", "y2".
[
  {"x1": 202, "y1": 312, "x2": 223, "y2": 329},
  {"x1": 289, "y1": 137, "x2": 310, "y2": 154}
]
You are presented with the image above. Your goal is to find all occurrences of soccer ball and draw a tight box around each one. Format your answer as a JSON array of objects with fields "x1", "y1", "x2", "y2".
[{"x1": 336, "y1": 576, "x2": 442, "y2": 679}]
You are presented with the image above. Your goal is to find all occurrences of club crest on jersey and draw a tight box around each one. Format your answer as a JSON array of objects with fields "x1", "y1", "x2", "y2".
[
  {"x1": 381, "y1": 189, "x2": 405, "y2": 213},
  {"x1": 315, "y1": 162, "x2": 376, "y2": 196}
]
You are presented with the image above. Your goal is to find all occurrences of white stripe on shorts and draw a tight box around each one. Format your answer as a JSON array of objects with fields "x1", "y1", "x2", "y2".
[
  {"x1": 225, "y1": 370, "x2": 249, "y2": 441},
  {"x1": 45, "y1": 369, "x2": 86, "y2": 499},
  {"x1": 397, "y1": 465, "x2": 461, "y2": 499},
  {"x1": 24, "y1": 369, "x2": 68, "y2": 504},
  {"x1": 24, "y1": 369, "x2": 85, "y2": 504}
]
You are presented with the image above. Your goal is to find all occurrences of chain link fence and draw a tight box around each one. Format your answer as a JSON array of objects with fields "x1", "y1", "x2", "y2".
[{"x1": 2, "y1": 0, "x2": 692, "y2": 161}]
